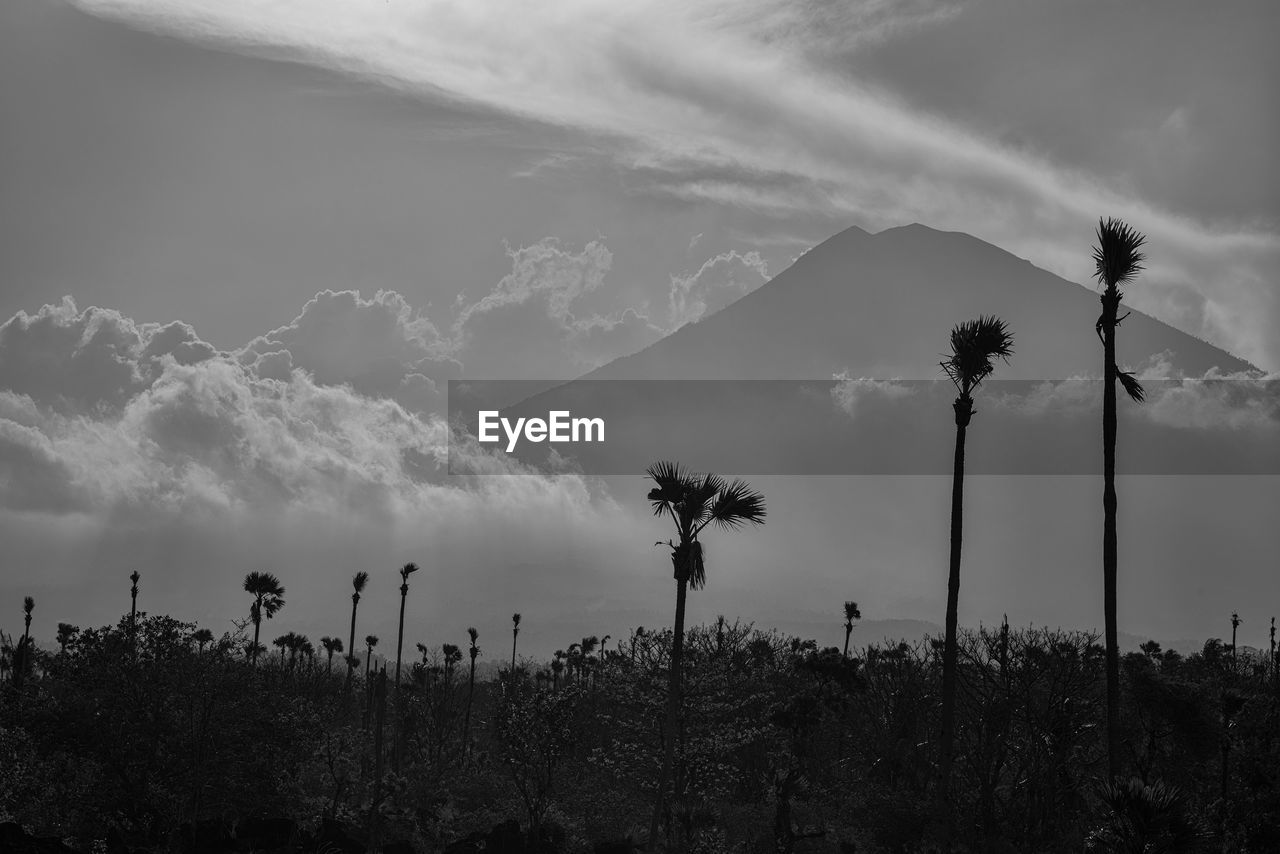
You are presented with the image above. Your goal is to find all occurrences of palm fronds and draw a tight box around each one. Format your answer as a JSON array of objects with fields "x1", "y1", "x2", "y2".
[
  {"x1": 941, "y1": 315, "x2": 1014, "y2": 395},
  {"x1": 1093, "y1": 217, "x2": 1147, "y2": 293}
]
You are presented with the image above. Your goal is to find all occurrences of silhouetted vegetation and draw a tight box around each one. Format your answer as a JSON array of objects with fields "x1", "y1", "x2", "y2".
[{"x1": 4, "y1": 610, "x2": 1279, "y2": 853}]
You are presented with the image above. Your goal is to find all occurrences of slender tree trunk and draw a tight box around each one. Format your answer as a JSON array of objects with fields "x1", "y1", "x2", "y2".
[
  {"x1": 395, "y1": 584, "x2": 408, "y2": 686},
  {"x1": 648, "y1": 570, "x2": 689, "y2": 853},
  {"x1": 939, "y1": 396, "x2": 970, "y2": 831},
  {"x1": 511, "y1": 632, "x2": 518, "y2": 673},
  {"x1": 1102, "y1": 289, "x2": 1122, "y2": 780},
  {"x1": 463, "y1": 656, "x2": 477, "y2": 762},
  {"x1": 843, "y1": 625, "x2": 852, "y2": 659},
  {"x1": 252, "y1": 614, "x2": 262, "y2": 666},
  {"x1": 347, "y1": 596, "x2": 359, "y2": 685}
]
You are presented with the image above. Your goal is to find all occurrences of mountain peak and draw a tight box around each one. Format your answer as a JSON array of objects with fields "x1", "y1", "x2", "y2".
[{"x1": 591, "y1": 223, "x2": 1253, "y2": 381}]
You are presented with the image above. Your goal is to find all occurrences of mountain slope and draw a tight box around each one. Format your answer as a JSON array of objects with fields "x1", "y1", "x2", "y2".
[{"x1": 592, "y1": 224, "x2": 1254, "y2": 380}]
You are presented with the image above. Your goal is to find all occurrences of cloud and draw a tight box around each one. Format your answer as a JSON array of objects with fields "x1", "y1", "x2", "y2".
[
  {"x1": 830, "y1": 373, "x2": 916, "y2": 419},
  {"x1": 667, "y1": 250, "x2": 769, "y2": 330},
  {"x1": 69, "y1": 0, "x2": 1280, "y2": 370},
  {"x1": 0, "y1": 297, "x2": 218, "y2": 416},
  {"x1": 239, "y1": 289, "x2": 461, "y2": 412},
  {"x1": 452, "y1": 238, "x2": 665, "y2": 376}
]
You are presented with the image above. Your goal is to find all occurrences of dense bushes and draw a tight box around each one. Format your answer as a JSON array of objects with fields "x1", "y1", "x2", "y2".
[{"x1": 2, "y1": 615, "x2": 1278, "y2": 853}]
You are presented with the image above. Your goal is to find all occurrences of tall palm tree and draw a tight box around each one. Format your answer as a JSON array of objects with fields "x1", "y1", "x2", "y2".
[
  {"x1": 938, "y1": 316, "x2": 1014, "y2": 801},
  {"x1": 463, "y1": 627, "x2": 479, "y2": 761},
  {"x1": 644, "y1": 461, "x2": 765, "y2": 852},
  {"x1": 193, "y1": 628, "x2": 214, "y2": 654},
  {"x1": 1093, "y1": 217, "x2": 1147, "y2": 779},
  {"x1": 23, "y1": 596, "x2": 33, "y2": 644},
  {"x1": 347, "y1": 571, "x2": 369, "y2": 683},
  {"x1": 1230, "y1": 612, "x2": 1241, "y2": 673},
  {"x1": 394, "y1": 562, "x2": 419, "y2": 686},
  {"x1": 243, "y1": 572, "x2": 285, "y2": 666},
  {"x1": 129, "y1": 571, "x2": 140, "y2": 624},
  {"x1": 321, "y1": 636, "x2": 344, "y2": 674},
  {"x1": 365, "y1": 634, "x2": 379, "y2": 673},
  {"x1": 842, "y1": 601, "x2": 861, "y2": 659},
  {"x1": 511, "y1": 613, "x2": 521, "y2": 673}
]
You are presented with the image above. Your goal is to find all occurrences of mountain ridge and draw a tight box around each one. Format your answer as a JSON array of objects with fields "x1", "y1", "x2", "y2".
[{"x1": 589, "y1": 222, "x2": 1255, "y2": 381}]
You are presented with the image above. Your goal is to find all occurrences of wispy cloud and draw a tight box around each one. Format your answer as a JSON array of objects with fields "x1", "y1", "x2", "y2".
[{"x1": 71, "y1": 0, "x2": 1279, "y2": 369}]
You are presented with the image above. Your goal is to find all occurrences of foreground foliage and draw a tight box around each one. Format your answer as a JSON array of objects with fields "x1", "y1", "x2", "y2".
[{"x1": 2, "y1": 615, "x2": 1278, "y2": 853}]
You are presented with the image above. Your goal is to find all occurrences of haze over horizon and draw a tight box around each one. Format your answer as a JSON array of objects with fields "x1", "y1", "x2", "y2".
[{"x1": 2, "y1": 0, "x2": 1277, "y2": 661}]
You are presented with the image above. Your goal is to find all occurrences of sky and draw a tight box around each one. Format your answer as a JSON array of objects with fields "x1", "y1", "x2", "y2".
[{"x1": 1, "y1": 0, "x2": 1277, "y2": 657}]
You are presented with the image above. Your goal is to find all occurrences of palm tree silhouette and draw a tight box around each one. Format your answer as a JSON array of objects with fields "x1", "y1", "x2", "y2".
[
  {"x1": 463, "y1": 627, "x2": 479, "y2": 761},
  {"x1": 1230, "y1": 612, "x2": 1241, "y2": 673},
  {"x1": 394, "y1": 562, "x2": 419, "y2": 686},
  {"x1": 243, "y1": 572, "x2": 285, "y2": 666},
  {"x1": 56, "y1": 622, "x2": 78, "y2": 656},
  {"x1": 1093, "y1": 217, "x2": 1147, "y2": 779},
  {"x1": 192, "y1": 628, "x2": 214, "y2": 654},
  {"x1": 346, "y1": 571, "x2": 369, "y2": 683},
  {"x1": 842, "y1": 601, "x2": 861, "y2": 659},
  {"x1": 511, "y1": 612, "x2": 521, "y2": 673},
  {"x1": 644, "y1": 460, "x2": 765, "y2": 852},
  {"x1": 273, "y1": 634, "x2": 290, "y2": 668},
  {"x1": 365, "y1": 634, "x2": 379, "y2": 673},
  {"x1": 550, "y1": 655, "x2": 564, "y2": 690},
  {"x1": 938, "y1": 316, "x2": 1013, "y2": 803},
  {"x1": 321, "y1": 636, "x2": 344, "y2": 674},
  {"x1": 129, "y1": 571, "x2": 140, "y2": 627}
]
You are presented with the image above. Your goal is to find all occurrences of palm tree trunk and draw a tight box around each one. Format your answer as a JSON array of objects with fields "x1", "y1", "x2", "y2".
[
  {"x1": 463, "y1": 657, "x2": 476, "y2": 762},
  {"x1": 511, "y1": 632, "x2": 518, "y2": 673},
  {"x1": 347, "y1": 598, "x2": 359, "y2": 684},
  {"x1": 843, "y1": 625, "x2": 852, "y2": 659},
  {"x1": 395, "y1": 584, "x2": 408, "y2": 686},
  {"x1": 252, "y1": 615, "x2": 261, "y2": 666},
  {"x1": 648, "y1": 572, "x2": 689, "y2": 853},
  {"x1": 939, "y1": 402, "x2": 969, "y2": 814},
  {"x1": 1102, "y1": 292, "x2": 1121, "y2": 780}
]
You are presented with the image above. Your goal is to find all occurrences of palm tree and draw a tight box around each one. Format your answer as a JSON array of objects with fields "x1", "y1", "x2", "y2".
[
  {"x1": 1230, "y1": 612, "x2": 1241, "y2": 672},
  {"x1": 56, "y1": 622, "x2": 78, "y2": 656},
  {"x1": 644, "y1": 461, "x2": 765, "y2": 852},
  {"x1": 321, "y1": 636, "x2": 344, "y2": 674},
  {"x1": 394, "y1": 562, "x2": 419, "y2": 686},
  {"x1": 243, "y1": 572, "x2": 285, "y2": 666},
  {"x1": 273, "y1": 634, "x2": 290, "y2": 667},
  {"x1": 842, "y1": 601, "x2": 861, "y2": 659},
  {"x1": 463, "y1": 627, "x2": 479, "y2": 761},
  {"x1": 193, "y1": 628, "x2": 214, "y2": 653},
  {"x1": 346, "y1": 571, "x2": 369, "y2": 683},
  {"x1": 511, "y1": 613, "x2": 521, "y2": 673},
  {"x1": 23, "y1": 596, "x2": 33, "y2": 644},
  {"x1": 938, "y1": 316, "x2": 1014, "y2": 802},
  {"x1": 1093, "y1": 217, "x2": 1147, "y2": 779},
  {"x1": 551, "y1": 656, "x2": 564, "y2": 690},
  {"x1": 129, "y1": 571, "x2": 140, "y2": 625},
  {"x1": 365, "y1": 634, "x2": 379, "y2": 673}
]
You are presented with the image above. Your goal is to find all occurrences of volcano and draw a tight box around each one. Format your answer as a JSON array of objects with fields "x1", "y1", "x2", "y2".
[{"x1": 589, "y1": 223, "x2": 1255, "y2": 381}]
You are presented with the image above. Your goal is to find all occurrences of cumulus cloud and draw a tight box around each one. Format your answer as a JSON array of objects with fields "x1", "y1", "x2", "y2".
[
  {"x1": 667, "y1": 250, "x2": 770, "y2": 330},
  {"x1": 830, "y1": 373, "x2": 916, "y2": 419},
  {"x1": 0, "y1": 297, "x2": 218, "y2": 415},
  {"x1": 452, "y1": 239, "x2": 665, "y2": 376},
  {"x1": 239, "y1": 289, "x2": 461, "y2": 412}
]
